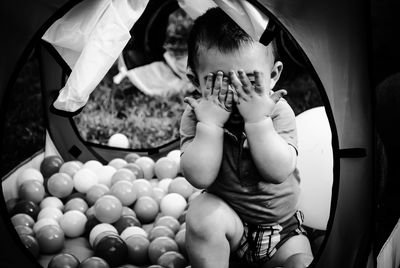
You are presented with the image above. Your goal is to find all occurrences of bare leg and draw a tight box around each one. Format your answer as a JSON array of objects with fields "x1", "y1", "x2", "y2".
[
  {"x1": 185, "y1": 192, "x2": 244, "y2": 268},
  {"x1": 262, "y1": 234, "x2": 313, "y2": 268}
]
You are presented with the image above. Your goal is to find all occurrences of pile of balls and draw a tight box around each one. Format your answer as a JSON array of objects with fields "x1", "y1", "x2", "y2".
[{"x1": 7, "y1": 150, "x2": 202, "y2": 268}]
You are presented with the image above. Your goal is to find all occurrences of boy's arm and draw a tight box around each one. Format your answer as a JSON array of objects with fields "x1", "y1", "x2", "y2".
[
  {"x1": 180, "y1": 72, "x2": 233, "y2": 189},
  {"x1": 245, "y1": 109, "x2": 297, "y2": 184},
  {"x1": 181, "y1": 122, "x2": 225, "y2": 189}
]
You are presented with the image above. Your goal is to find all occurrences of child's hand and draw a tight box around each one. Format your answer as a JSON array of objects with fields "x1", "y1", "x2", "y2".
[
  {"x1": 184, "y1": 71, "x2": 234, "y2": 128},
  {"x1": 229, "y1": 69, "x2": 287, "y2": 123}
]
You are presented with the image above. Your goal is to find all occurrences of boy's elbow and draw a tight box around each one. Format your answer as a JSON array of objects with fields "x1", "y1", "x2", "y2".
[
  {"x1": 181, "y1": 160, "x2": 214, "y2": 189},
  {"x1": 261, "y1": 167, "x2": 295, "y2": 184}
]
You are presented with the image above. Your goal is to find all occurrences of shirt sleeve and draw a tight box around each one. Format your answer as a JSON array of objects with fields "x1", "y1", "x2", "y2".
[
  {"x1": 179, "y1": 105, "x2": 197, "y2": 154},
  {"x1": 270, "y1": 98, "x2": 298, "y2": 154}
]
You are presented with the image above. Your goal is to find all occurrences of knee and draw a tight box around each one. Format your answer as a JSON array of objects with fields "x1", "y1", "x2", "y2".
[
  {"x1": 186, "y1": 194, "x2": 227, "y2": 239},
  {"x1": 283, "y1": 253, "x2": 313, "y2": 268}
]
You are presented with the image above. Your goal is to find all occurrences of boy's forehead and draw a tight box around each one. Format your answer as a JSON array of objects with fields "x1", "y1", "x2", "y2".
[{"x1": 196, "y1": 43, "x2": 273, "y2": 75}]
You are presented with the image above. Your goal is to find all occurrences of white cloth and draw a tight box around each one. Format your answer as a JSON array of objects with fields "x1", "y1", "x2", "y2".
[
  {"x1": 114, "y1": 51, "x2": 192, "y2": 96},
  {"x1": 42, "y1": 0, "x2": 149, "y2": 112}
]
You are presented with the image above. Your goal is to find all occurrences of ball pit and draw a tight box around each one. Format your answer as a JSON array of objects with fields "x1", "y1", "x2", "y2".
[{"x1": 6, "y1": 152, "x2": 199, "y2": 268}]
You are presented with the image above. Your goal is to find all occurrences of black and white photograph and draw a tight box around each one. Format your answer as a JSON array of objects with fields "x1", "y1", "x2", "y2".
[{"x1": 0, "y1": 0, "x2": 399, "y2": 267}]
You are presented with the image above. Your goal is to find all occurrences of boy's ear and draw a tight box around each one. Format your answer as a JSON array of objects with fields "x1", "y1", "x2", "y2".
[
  {"x1": 269, "y1": 61, "x2": 283, "y2": 89},
  {"x1": 186, "y1": 66, "x2": 200, "y2": 91}
]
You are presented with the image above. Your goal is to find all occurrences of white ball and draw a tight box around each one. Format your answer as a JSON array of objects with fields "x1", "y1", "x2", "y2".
[
  {"x1": 158, "y1": 178, "x2": 173, "y2": 193},
  {"x1": 37, "y1": 207, "x2": 63, "y2": 222},
  {"x1": 160, "y1": 193, "x2": 187, "y2": 219},
  {"x1": 59, "y1": 210, "x2": 87, "y2": 238},
  {"x1": 108, "y1": 158, "x2": 128, "y2": 170},
  {"x1": 17, "y1": 168, "x2": 44, "y2": 188},
  {"x1": 73, "y1": 168, "x2": 99, "y2": 193},
  {"x1": 40, "y1": 196, "x2": 64, "y2": 211},
  {"x1": 135, "y1": 157, "x2": 155, "y2": 180},
  {"x1": 167, "y1": 150, "x2": 181, "y2": 172},
  {"x1": 95, "y1": 165, "x2": 117, "y2": 187},
  {"x1": 120, "y1": 226, "x2": 148, "y2": 241},
  {"x1": 108, "y1": 133, "x2": 130, "y2": 149},
  {"x1": 83, "y1": 160, "x2": 103, "y2": 173},
  {"x1": 89, "y1": 223, "x2": 118, "y2": 247}
]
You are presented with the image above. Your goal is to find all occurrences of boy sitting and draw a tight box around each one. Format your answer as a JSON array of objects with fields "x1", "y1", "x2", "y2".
[{"x1": 180, "y1": 7, "x2": 313, "y2": 268}]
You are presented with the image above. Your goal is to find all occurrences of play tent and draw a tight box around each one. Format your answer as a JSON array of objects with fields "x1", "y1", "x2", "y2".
[{"x1": 0, "y1": 0, "x2": 376, "y2": 267}]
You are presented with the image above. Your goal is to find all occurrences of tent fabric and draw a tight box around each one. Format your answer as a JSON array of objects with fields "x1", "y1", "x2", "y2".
[{"x1": 42, "y1": 0, "x2": 149, "y2": 112}]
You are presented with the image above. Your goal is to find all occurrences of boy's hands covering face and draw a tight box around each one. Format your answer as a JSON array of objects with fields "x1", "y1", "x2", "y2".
[
  {"x1": 229, "y1": 70, "x2": 287, "y2": 123},
  {"x1": 184, "y1": 71, "x2": 234, "y2": 128}
]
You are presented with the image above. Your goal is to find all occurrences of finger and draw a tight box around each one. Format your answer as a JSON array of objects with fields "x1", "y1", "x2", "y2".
[
  {"x1": 270, "y1": 89, "x2": 287, "y2": 103},
  {"x1": 184, "y1": 97, "x2": 198, "y2": 110},
  {"x1": 203, "y1": 73, "x2": 214, "y2": 98},
  {"x1": 254, "y1": 70, "x2": 266, "y2": 95},
  {"x1": 218, "y1": 76, "x2": 229, "y2": 103},
  {"x1": 213, "y1": 71, "x2": 223, "y2": 97},
  {"x1": 225, "y1": 88, "x2": 234, "y2": 111},
  {"x1": 229, "y1": 70, "x2": 247, "y2": 100},
  {"x1": 237, "y1": 69, "x2": 252, "y2": 94}
]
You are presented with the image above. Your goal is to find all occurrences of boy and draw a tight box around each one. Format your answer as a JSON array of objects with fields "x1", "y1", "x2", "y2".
[{"x1": 180, "y1": 7, "x2": 313, "y2": 268}]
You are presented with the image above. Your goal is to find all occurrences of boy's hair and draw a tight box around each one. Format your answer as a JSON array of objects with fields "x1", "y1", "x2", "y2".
[{"x1": 187, "y1": 7, "x2": 279, "y2": 74}]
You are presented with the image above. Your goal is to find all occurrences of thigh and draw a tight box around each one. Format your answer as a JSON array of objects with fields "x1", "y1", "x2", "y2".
[
  {"x1": 186, "y1": 192, "x2": 244, "y2": 250},
  {"x1": 261, "y1": 234, "x2": 313, "y2": 268}
]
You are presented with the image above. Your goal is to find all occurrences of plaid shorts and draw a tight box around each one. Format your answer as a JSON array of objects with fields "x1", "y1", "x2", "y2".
[{"x1": 236, "y1": 211, "x2": 307, "y2": 264}]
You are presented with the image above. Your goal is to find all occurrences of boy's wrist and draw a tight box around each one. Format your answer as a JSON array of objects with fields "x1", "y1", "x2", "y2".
[
  {"x1": 244, "y1": 116, "x2": 274, "y2": 133},
  {"x1": 196, "y1": 121, "x2": 224, "y2": 136}
]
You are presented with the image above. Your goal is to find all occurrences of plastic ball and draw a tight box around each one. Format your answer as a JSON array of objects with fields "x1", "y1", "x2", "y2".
[
  {"x1": 151, "y1": 187, "x2": 167, "y2": 204},
  {"x1": 158, "y1": 178, "x2": 173, "y2": 194},
  {"x1": 40, "y1": 155, "x2": 64, "y2": 178},
  {"x1": 64, "y1": 198, "x2": 89, "y2": 214},
  {"x1": 79, "y1": 257, "x2": 110, "y2": 268},
  {"x1": 86, "y1": 184, "x2": 110, "y2": 206},
  {"x1": 133, "y1": 196, "x2": 159, "y2": 224},
  {"x1": 166, "y1": 150, "x2": 181, "y2": 171},
  {"x1": 83, "y1": 160, "x2": 103, "y2": 173},
  {"x1": 113, "y1": 215, "x2": 142, "y2": 234},
  {"x1": 110, "y1": 181, "x2": 137, "y2": 206},
  {"x1": 89, "y1": 223, "x2": 118, "y2": 248},
  {"x1": 121, "y1": 206, "x2": 137, "y2": 217},
  {"x1": 132, "y1": 179, "x2": 153, "y2": 198},
  {"x1": 37, "y1": 207, "x2": 63, "y2": 222},
  {"x1": 73, "y1": 168, "x2": 99, "y2": 193},
  {"x1": 59, "y1": 161, "x2": 82, "y2": 178},
  {"x1": 154, "y1": 216, "x2": 181, "y2": 234},
  {"x1": 148, "y1": 225, "x2": 175, "y2": 241},
  {"x1": 18, "y1": 180, "x2": 45, "y2": 203},
  {"x1": 154, "y1": 157, "x2": 179, "y2": 179},
  {"x1": 124, "y1": 153, "x2": 141, "y2": 163},
  {"x1": 108, "y1": 158, "x2": 128, "y2": 170},
  {"x1": 148, "y1": 236, "x2": 179, "y2": 264},
  {"x1": 19, "y1": 234, "x2": 40, "y2": 258},
  {"x1": 168, "y1": 177, "x2": 194, "y2": 199},
  {"x1": 11, "y1": 213, "x2": 35, "y2": 229},
  {"x1": 135, "y1": 157, "x2": 155, "y2": 180},
  {"x1": 94, "y1": 195, "x2": 123, "y2": 223},
  {"x1": 120, "y1": 226, "x2": 148, "y2": 241},
  {"x1": 36, "y1": 225, "x2": 65, "y2": 254},
  {"x1": 12, "y1": 200, "x2": 40, "y2": 220},
  {"x1": 59, "y1": 210, "x2": 88, "y2": 238},
  {"x1": 157, "y1": 251, "x2": 188, "y2": 268},
  {"x1": 17, "y1": 168, "x2": 44, "y2": 188},
  {"x1": 6, "y1": 198, "x2": 19, "y2": 214},
  {"x1": 160, "y1": 193, "x2": 187, "y2": 219},
  {"x1": 108, "y1": 133, "x2": 130, "y2": 149},
  {"x1": 94, "y1": 235, "x2": 128, "y2": 267},
  {"x1": 122, "y1": 163, "x2": 144, "y2": 179},
  {"x1": 47, "y1": 173, "x2": 74, "y2": 198},
  {"x1": 33, "y1": 217, "x2": 60, "y2": 234},
  {"x1": 125, "y1": 235, "x2": 150, "y2": 265},
  {"x1": 15, "y1": 225, "x2": 35, "y2": 236},
  {"x1": 48, "y1": 253, "x2": 80, "y2": 268},
  {"x1": 40, "y1": 196, "x2": 64, "y2": 211},
  {"x1": 188, "y1": 190, "x2": 202, "y2": 204},
  {"x1": 95, "y1": 165, "x2": 116, "y2": 188},
  {"x1": 175, "y1": 229, "x2": 187, "y2": 256},
  {"x1": 111, "y1": 168, "x2": 136, "y2": 185}
]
